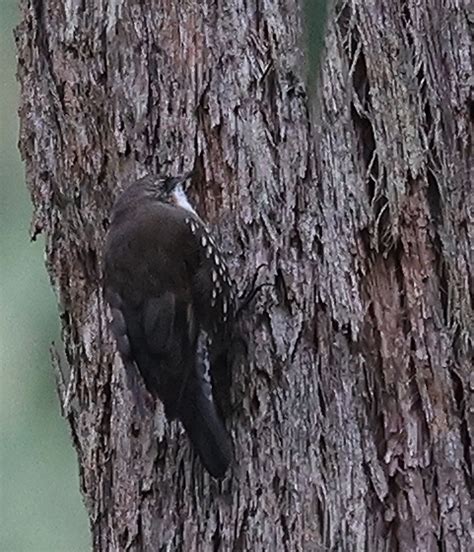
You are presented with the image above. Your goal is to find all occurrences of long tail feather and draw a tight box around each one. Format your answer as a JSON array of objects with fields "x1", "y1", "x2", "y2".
[{"x1": 178, "y1": 387, "x2": 232, "y2": 478}]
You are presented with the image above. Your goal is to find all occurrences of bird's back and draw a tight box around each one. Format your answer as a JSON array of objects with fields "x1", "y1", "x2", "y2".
[{"x1": 103, "y1": 181, "x2": 233, "y2": 478}]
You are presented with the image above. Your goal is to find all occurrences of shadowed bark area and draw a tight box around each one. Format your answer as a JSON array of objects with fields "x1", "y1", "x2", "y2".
[
  {"x1": 16, "y1": 0, "x2": 471, "y2": 550},
  {"x1": 314, "y1": 3, "x2": 472, "y2": 550}
]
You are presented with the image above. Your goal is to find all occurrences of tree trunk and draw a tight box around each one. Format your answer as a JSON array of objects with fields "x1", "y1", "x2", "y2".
[{"x1": 16, "y1": 0, "x2": 472, "y2": 550}]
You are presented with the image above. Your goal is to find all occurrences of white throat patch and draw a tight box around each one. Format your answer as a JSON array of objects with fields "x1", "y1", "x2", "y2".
[{"x1": 172, "y1": 184, "x2": 197, "y2": 215}]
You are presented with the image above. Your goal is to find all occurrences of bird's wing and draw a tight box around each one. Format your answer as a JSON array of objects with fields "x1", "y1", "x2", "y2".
[
  {"x1": 104, "y1": 206, "x2": 198, "y2": 413},
  {"x1": 104, "y1": 201, "x2": 232, "y2": 477},
  {"x1": 182, "y1": 216, "x2": 234, "y2": 337}
]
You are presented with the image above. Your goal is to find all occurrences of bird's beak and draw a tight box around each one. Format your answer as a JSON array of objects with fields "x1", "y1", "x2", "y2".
[{"x1": 181, "y1": 170, "x2": 196, "y2": 189}]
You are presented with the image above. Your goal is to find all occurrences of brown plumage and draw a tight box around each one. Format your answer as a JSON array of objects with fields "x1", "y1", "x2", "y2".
[{"x1": 103, "y1": 174, "x2": 233, "y2": 478}]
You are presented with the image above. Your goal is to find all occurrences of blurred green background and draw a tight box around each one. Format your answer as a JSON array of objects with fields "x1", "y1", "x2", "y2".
[{"x1": 0, "y1": 3, "x2": 90, "y2": 551}]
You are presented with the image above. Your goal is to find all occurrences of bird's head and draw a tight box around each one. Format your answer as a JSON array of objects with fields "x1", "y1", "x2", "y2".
[
  {"x1": 158, "y1": 172, "x2": 196, "y2": 213},
  {"x1": 112, "y1": 172, "x2": 197, "y2": 218}
]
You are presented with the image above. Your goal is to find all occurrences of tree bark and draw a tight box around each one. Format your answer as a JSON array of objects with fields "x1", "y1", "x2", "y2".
[{"x1": 16, "y1": 0, "x2": 472, "y2": 551}]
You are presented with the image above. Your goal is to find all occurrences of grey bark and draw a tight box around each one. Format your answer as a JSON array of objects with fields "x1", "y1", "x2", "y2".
[{"x1": 16, "y1": 0, "x2": 472, "y2": 551}]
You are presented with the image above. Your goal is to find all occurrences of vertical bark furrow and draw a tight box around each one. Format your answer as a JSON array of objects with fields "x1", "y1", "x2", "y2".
[{"x1": 315, "y1": 1, "x2": 472, "y2": 550}]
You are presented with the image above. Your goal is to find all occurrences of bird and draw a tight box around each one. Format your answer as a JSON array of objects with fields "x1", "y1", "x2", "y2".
[{"x1": 103, "y1": 173, "x2": 234, "y2": 478}]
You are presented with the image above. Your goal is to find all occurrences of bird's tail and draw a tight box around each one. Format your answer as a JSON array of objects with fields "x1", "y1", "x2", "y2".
[{"x1": 178, "y1": 383, "x2": 232, "y2": 479}]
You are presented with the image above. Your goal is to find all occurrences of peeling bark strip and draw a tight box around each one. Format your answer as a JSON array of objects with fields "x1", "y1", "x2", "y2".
[{"x1": 16, "y1": 0, "x2": 472, "y2": 551}]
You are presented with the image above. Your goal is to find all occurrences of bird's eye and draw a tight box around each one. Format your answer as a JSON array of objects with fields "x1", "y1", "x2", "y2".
[{"x1": 163, "y1": 177, "x2": 178, "y2": 193}]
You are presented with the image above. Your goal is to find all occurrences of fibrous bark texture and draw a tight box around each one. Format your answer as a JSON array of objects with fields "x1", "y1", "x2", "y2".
[{"x1": 16, "y1": 0, "x2": 472, "y2": 551}]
